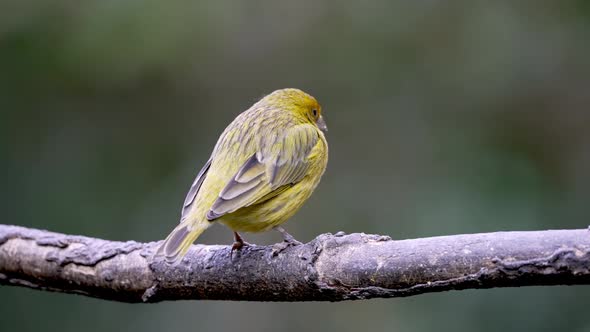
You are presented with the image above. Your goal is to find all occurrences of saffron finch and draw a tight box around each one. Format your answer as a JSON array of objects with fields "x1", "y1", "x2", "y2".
[{"x1": 157, "y1": 88, "x2": 329, "y2": 263}]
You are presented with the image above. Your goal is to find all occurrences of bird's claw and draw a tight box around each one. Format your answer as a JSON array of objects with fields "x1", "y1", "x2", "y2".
[
  {"x1": 230, "y1": 232, "x2": 250, "y2": 259},
  {"x1": 271, "y1": 226, "x2": 302, "y2": 256},
  {"x1": 271, "y1": 238, "x2": 302, "y2": 257}
]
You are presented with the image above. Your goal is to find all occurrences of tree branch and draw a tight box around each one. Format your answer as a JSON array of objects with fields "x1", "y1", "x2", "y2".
[{"x1": 1, "y1": 224, "x2": 589, "y2": 302}]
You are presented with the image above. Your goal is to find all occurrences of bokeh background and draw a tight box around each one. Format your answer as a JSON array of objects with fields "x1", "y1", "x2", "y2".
[{"x1": 2, "y1": 0, "x2": 590, "y2": 331}]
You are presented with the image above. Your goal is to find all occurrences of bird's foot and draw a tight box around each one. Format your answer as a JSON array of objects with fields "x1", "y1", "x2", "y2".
[
  {"x1": 275, "y1": 226, "x2": 302, "y2": 244},
  {"x1": 272, "y1": 226, "x2": 303, "y2": 256},
  {"x1": 230, "y1": 232, "x2": 250, "y2": 259}
]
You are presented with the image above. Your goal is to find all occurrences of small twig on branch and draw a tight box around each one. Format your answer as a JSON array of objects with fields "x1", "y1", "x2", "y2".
[{"x1": 0, "y1": 224, "x2": 589, "y2": 303}]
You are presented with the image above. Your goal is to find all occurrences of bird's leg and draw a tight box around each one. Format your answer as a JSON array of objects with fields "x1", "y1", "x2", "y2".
[
  {"x1": 231, "y1": 232, "x2": 250, "y2": 258},
  {"x1": 232, "y1": 231, "x2": 249, "y2": 250},
  {"x1": 272, "y1": 226, "x2": 302, "y2": 256},
  {"x1": 275, "y1": 226, "x2": 303, "y2": 245}
]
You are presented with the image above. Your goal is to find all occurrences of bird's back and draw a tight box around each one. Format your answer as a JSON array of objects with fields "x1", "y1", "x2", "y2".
[{"x1": 186, "y1": 98, "x2": 327, "y2": 232}]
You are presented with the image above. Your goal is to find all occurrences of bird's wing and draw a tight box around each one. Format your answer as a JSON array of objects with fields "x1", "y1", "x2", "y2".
[
  {"x1": 181, "y1": 158, "x2": 212, "y2": 221},
  {"x1": 206, "y1": 124, "x2": 319, "y2": 221}
]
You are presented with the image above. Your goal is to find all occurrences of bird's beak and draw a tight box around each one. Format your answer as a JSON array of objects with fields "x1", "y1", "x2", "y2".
[{"x1": 317, "y1": 115, "x2": 328, "y2": 132}]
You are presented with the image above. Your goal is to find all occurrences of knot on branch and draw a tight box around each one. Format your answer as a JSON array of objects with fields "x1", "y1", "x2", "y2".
[{"x1": 492, "y1": 246, "x2": 590, "y2": 278}]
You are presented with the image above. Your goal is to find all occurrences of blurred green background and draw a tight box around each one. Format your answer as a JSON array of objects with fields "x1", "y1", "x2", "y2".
[{"x1": 2, "y1": 0, "x2": 590, "y2": 331}]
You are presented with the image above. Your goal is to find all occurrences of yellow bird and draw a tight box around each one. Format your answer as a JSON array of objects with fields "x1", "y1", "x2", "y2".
[{"x1": 157, "y1": 88, "x2": 329, "y2": 263}]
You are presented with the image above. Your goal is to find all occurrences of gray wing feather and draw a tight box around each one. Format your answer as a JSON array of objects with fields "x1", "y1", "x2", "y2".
[
  {"x1": 181, "y1": 158, "x2": 212, "y2": 221},
  {"x1": 206, "y1": 154, "x2": 266, "y2": 220},
  {"x1": 206, "y1": 124, "x2": 319, "y2": 221}
]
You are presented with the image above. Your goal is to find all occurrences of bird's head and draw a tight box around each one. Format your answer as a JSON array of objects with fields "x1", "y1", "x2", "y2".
[{"x1": 263, "y1": 88, "x2": 328, "y2": 132}]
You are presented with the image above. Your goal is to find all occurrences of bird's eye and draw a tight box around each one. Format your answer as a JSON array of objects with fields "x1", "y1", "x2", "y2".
[{"x1": 312, "y1": 109, "x2": 318, "y2": 117}]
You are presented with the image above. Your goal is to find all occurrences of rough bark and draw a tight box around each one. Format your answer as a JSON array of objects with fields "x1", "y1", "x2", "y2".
[{"x1": 0, "y1": 224, "x2": 589, "y2": 303}]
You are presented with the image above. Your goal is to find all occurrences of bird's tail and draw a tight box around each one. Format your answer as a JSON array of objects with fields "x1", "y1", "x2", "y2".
[{"x1": 155, "y1": 220, "x2": 210, "y2": 264}]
